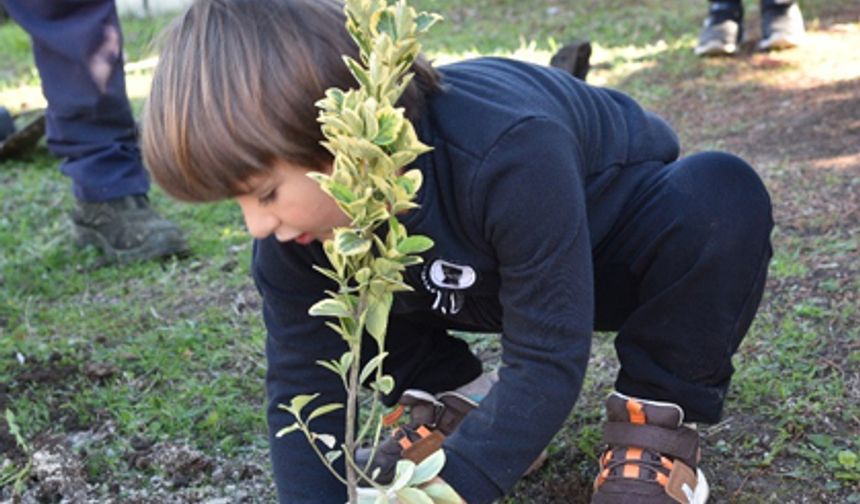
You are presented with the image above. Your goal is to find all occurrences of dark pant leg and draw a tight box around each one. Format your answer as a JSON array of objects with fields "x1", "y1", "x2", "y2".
[
  {"x1": 762, "y1": 0, "x2": 795, "y2": 7},
  {"x1": 593, "y1": 152, "x2": 773, "y2": 424},
  {"x1": 708, "y1": 0, "x2": 743, "y2": 21},
  {"x1": 4, "y1": 0, "x2": 149, "y2": 202}
]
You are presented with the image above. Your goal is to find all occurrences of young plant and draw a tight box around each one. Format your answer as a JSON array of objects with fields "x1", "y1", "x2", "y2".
[{"x1": 275, "y1": 1, "x2": 460, "y2": 503}]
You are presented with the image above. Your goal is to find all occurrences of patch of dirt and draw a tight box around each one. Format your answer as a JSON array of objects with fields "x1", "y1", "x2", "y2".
[
  {"x1": 26, "y1": 434, "x2": 90, "y2": 503},
  {"x1": 1, "y1": 422, "x2": 274, "y2": 503}
]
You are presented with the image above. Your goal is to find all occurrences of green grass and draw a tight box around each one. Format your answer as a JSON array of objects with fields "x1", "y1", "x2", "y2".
[{"x1": 2, "y1": 0, "x2": 859, "y2": 501}]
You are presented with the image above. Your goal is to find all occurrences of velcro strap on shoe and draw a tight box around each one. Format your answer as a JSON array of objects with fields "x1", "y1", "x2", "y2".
[
  {"x1": 665, "y1": 459, "x2": 698, "y2": 504},
  {"x1": 603, "y1": 422, "x2": 699, "y2": 470},
  {"x1": 435, "y1": 392, "x2": 477, "y2": 435},
  {"x1": 402, "y1": 430, "x2": 446, "y2": 465},
  {"x1": 383, "y1": 405, "x2": 406, "y2": 427}
]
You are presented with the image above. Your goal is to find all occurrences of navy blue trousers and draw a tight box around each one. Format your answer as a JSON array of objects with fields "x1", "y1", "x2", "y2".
[
  {"x1": 378, "y1": 152, "x2": 773, "y2": 424},
  {"x1": 709, "y1": 0, "x2": 795, "y2": 7},
  {"x1": 4, "y1": 0, "x2": 149, "y2": 202},
  {"x1": 591, "y1": 152, "x2": 772, "y2": 423}
]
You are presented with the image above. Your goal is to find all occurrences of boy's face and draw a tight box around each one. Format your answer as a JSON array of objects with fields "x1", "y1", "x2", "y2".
[{"x1": 235, "y1": 159, "x2": 350, "y2": 245}]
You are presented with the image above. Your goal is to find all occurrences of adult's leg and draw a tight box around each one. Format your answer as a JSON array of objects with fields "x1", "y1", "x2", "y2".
[
  {"x1": 695, "y1": 0, "x2": 744, "y2": 56},
  {"x1": 4, "y1": 0, "x2": 187, "y2": 262},
  {"x1": 4, "y1": 0, "x2": 147, "y2": 201},
  {"x1": 759, "y1": 0, "x2": 805, "y2": 51},
  {"x1": 593, "y1": 151, "x2": 773, "y2": 423}
]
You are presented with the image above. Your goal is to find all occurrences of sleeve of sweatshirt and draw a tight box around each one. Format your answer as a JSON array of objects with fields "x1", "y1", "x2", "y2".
[
  {"x1": 439, "y1": 117, "x2": 595, "y2": 504},
  {"x1": 253, "y1": 238, "x2": 350, "y2": 504}
]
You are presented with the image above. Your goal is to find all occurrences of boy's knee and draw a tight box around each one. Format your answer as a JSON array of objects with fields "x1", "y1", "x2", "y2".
[{"x1": 678, "y1": 152, "x2": 773, "y2": 247}]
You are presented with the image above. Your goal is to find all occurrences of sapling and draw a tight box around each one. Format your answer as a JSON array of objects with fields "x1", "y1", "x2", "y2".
[{"x1": 274, "y1": 1, "x2": 461, "y2": 503}]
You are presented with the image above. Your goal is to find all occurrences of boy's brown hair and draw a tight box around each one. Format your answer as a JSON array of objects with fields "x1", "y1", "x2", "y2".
[{"x1": 142, "y1": 0, "x2": 442, "y2": 202}]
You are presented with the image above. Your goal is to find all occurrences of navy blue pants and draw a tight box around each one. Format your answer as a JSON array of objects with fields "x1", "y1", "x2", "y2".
[
  {"x1": 4, "y1": 0, "x2": 149, "y2": 202},
  {"x1": 379, "y1": 152, "x2": 773, "y2": 424},
  {"x1": 591, "y1": 152, "x2": 772, "y2": 423},
  {"x1": 710, "y1": 0, "x2": 795, "y2": 8}
]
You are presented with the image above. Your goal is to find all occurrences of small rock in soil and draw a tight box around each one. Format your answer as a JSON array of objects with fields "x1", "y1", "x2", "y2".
[{"x1": 28, "y1": 436, "x2": 89, "y2": 502}]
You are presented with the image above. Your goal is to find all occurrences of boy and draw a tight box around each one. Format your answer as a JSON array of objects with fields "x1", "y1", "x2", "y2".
[{"x1": 142, "y1": 0, "x2": 773, "y2": 502}]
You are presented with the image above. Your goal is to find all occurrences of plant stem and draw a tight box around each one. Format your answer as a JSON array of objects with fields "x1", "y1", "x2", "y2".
[
  {"x1": 301, "y1": 426, "x2": 349, "y2": 486},
  {"x1": 345, "y1": 327, "x2": 362, "y2": 503},
  {"x1": 356, "y1": 390, "x2": 381, "y2": 443}
]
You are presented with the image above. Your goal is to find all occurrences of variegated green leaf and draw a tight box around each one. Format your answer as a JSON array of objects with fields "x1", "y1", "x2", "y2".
[
  {"x1": 307, "y1": 403, "x2": 344, "y2": 422},
  {"x1": 365, "y1": 293, "x2": 392, "y2": 342},
  {"x1": 396, "y1": 235, "x2": 433, "y2": 255},
  {"x1": 286, "y1": 393, "x2": 319, "y2": 416},
  {"x1": 308, "y1": 298, "x2": 352, "y2": 318},
  {"x1": 274, "y1": 422, "x2": 300, "y2": 438},
  {"x1": 395, "y1": 488, "x2": 433, "y2": 504},
  {"x1": 359, "y1": 351, "x2": 389, "y2": 384},
  {"x1": 335, "y1": 230, "x2": 372, "y2": 256},
  {"x1": 410, "y1": 449, "x2": 445, "y2": 486},
  {"x1": 421, "y1": 482, "x2": 463, "y2": 504}
]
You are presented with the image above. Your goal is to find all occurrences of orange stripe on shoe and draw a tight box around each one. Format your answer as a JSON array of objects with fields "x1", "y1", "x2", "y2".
[
  {"x1": 626, "y1": 399, "x2": 646, "y2": 424},
  {"x1": 622, "y1": 463, "x2": 640, "y2": 478},
  {"x1": 597, "y1": 468, "x2": 610, "y2": 487},
  {"x1": 621, "y1": 447, "x2": 643, "y2": 479},
  {"x1": 602, "y1": 450, "x2": 613, "y2": 467},
  {"x1": 398, "y1": 436, "x2": 413, "y2": 450},
  {"x1": 416, "y1": 425, "x2": 432, "y2": 438},
  {"x1": 656, "y1": 472, "x2": 669, "y2": 486},
  {"x1": 383, "y1": 405, "x2": 405, "y2": 426},
  {"x1": 661, "y1": 456, "x2": 674, "y2": 470}
]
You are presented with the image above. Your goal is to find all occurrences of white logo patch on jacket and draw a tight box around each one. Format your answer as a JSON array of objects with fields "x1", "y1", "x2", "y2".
[{"x1": 421, "y1": 259, "x2": 477, "y2": 315}]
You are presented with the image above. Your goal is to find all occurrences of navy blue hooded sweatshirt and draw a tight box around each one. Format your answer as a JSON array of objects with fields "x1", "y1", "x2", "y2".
[{"x1": 253, "y1": 57, "x2": 680, "y2": 503}]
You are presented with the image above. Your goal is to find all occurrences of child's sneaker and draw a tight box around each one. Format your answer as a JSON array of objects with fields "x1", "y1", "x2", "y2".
[
  {"x1": 694, "y1": 1, "x2": 744, "y2": 56},
  {"x1": 758, "y1": 2, "x2": 805, "y2": 51},
  {"x1": 355, "y1": 371, "x2": 547, "y2": 487},
  {"x1": 355, "y1": 388, "x2": 481, "y2": 485},
  {"x1": 591, "y1": 392, "x2": 709, "y2": 504}
]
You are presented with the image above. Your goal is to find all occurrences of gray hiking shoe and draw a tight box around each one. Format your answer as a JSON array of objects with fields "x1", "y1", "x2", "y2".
[
  {"x1": 695, "y1": 2, "x2": 743, "y2": 56},
  {"x1": 758, "y1": 2, "x2": 805, "y2": 51},
  {"x1": 0, "y1": 109, "x2": 46, "y2": 160},
  {"x1": 71, "y1": 194, "x2": 188, "y2": 264},
  {"x1": 591, "y1": 392, "x2": 709, "y2": 504}
]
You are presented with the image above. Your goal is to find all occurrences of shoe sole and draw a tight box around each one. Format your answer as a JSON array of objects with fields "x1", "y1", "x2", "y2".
[
  {"x1": 694, "y1": 41, "x2": 738, "y2": 56},
  {"x1": 0, "y1": 110, "x2": 46, "y2": 160},
  {"x1": 758, "y1": 34, "x2": 802, "y2": 51},
  {"x1": 524, "y1": 449, "x2": 548, "y2": 476},
  {"x1": 74, "y1": 225, "x2": 189, "y2": 264},
  {"x1": 693, "y1": 468, "x2": 710, "y2": 503}
]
